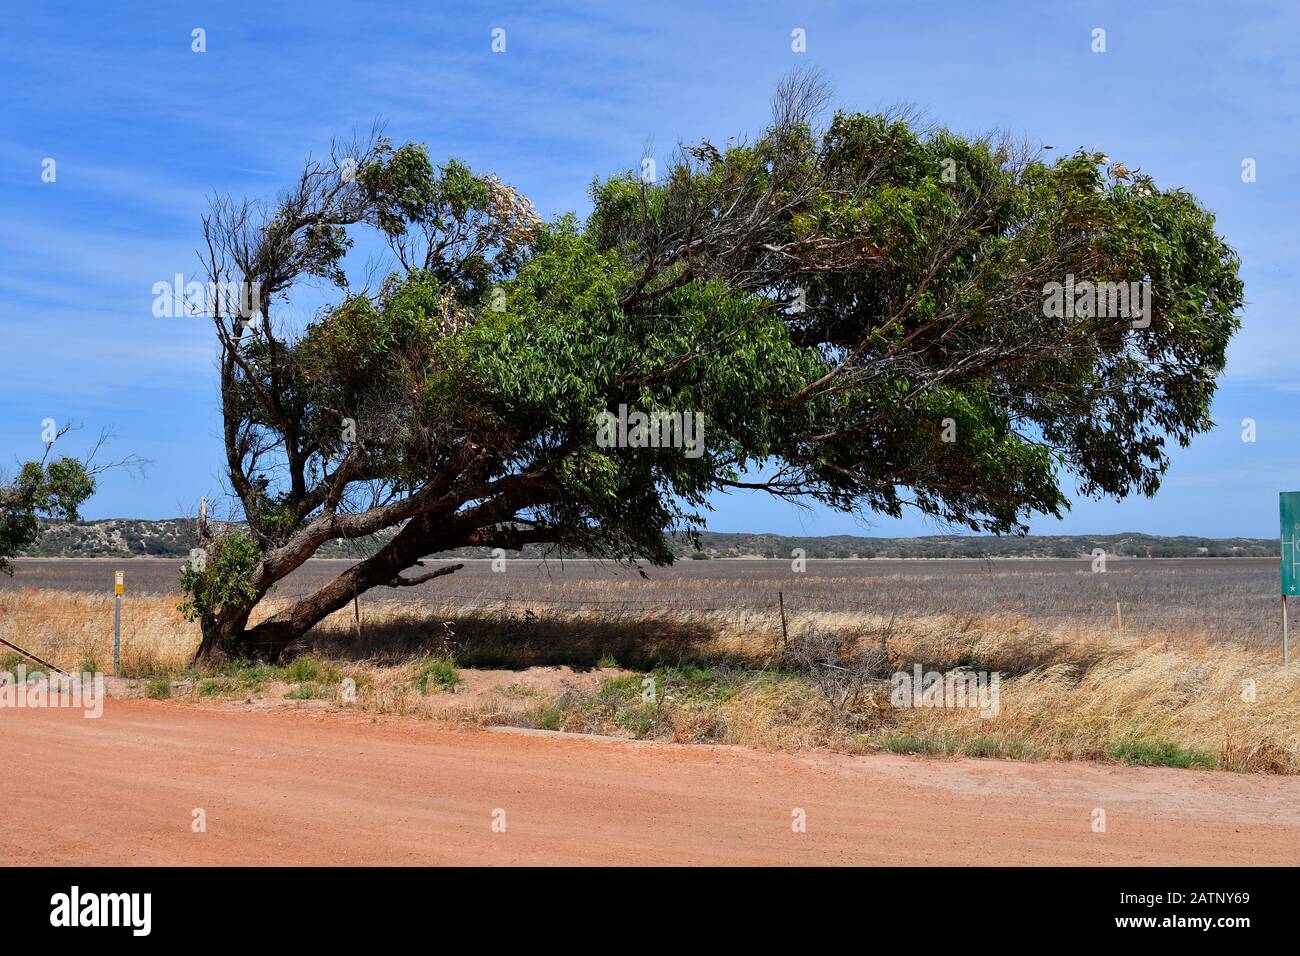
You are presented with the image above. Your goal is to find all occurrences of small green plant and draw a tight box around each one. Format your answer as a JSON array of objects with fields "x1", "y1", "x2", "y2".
[
  {"x1": 146, "y1": 676, "x2": 172, "y2": 700},
  {"x1": 595, "y1": 653, "x2": 620, "y2": 669},
  {"x1": 178, "y1": 531, "x2": 261, "y2": 622},
  {"x1": 283, "y1": 655, "x2": 342, "y2": 684},
  {"x1": 593, "y1": 673, "x2": 643, "y2": 707},
  {"x1": 613, "y1": 703, "x2": 662, "y2": 737},
  {"x1": 1107, "y1": 739, "x2": 1215, "y2": 770},
  {"x1": 413, "y1": 654, "x2": 459, "y2": 693},
  {"x1": 234, "y1": 662, "x2": 279, "y2": 683},
  {"x1": 197, "y1": 677, "x2": 238, "y2": 698},
  {"x1": 524, "y1": 696, "x2": 571, "y2": 731},
  {"x1": 285, "y1": 684, "x2": 321, "y2": 700}
]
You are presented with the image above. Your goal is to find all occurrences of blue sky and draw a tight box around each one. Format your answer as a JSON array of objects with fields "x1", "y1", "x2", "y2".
[{"x1": 1, "y1": 0, "x2": 1297, "y2": 537}]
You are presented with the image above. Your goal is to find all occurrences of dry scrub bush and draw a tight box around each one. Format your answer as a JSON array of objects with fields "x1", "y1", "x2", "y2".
[{"x1": 786, "y1": 623, "x2": 891, "y2": 714}]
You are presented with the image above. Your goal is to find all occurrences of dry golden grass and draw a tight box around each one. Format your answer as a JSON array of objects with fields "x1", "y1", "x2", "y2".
[
  {"x1": 0, "y1": 588, "x2": 197, "y2": 675},
  {"x1": 882, "y1": 642, "x2": 1300, "y2": 772},
  {"x1": 3, "y1": 587, "x2": 1298, "y2": 773}
]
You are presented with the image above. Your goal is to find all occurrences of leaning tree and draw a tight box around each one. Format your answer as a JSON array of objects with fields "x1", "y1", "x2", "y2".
[{"x1": 183, "y1": 76, "x2": 1243, "y2": 666}]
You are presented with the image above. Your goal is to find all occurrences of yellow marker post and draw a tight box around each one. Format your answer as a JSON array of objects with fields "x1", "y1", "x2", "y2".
[{"x1": 113, "y1": 571, "x2": 124, "y2": 674}]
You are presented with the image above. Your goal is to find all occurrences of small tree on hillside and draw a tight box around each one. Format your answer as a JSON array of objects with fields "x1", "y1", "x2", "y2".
[{"x1": 184, "y1": 75, "x2": 1243, "y2": 666}]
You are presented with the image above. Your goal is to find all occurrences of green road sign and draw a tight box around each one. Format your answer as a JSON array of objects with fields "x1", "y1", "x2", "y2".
[{"x1": 1281, "y1": 492, "x2": 1300, "y2": 596}]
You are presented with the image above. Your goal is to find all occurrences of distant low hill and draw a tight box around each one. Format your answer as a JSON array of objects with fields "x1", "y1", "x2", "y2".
[
  {"x1": 674, "y1": 531, "x2": 1278, "y2": 559},
  {"x1": 19, "y1": 519, "x2": 1280, "y2": 561}
]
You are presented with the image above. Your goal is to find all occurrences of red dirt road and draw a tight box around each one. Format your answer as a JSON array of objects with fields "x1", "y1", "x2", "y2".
[{"x1": 2, "y1": 700, "x2": 1296, "y2": 866}]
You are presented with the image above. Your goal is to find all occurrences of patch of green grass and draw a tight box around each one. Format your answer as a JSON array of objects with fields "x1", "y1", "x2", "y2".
[
  {"x1": 652, "y1": 663, "x2": 795, "y2": 705},
  {"x1": 669, "y1": 663, "x2": 721, "y2": 685},
  {"x1": 596, "y1": 674, "x2": 644, "y2": 700},
  {"x1": 595, "y1": 653, "x2": 620, "y2": 669},
  {"x1": 192, "y1": 661, "x2": 283, "y2": 697},
  {"x1": 514, "y1": 666, "x2": 812, "y2": 743},
  {"x1": 1107, "y1": 739, "x2": 1216, "y2": 770},
  {"x1": 146, "y1": 676, "x2": 172, "y2": 700},
  {"x1": 196, "y1": 677, "x2": 240, "y2": 698},
  {"x1": 413, "y1": 655, "x2": 460, "y2": 693},
  {"x1": 283, "y1": 655, "x2": 342, "y2": 685},
  {"x1": 525, "y1": 698, "x2": 568, "y2": 731},
  {"x1": 230, "y1": 662, "x2": 280, "y2": 683},
  {"x1": 285, "y1": 684, "x2": 322, "y2": 701},
  {"x1": 543, "y1": 674, "x2": 670, "y2": 739},
  {"x1": 613, "y1": 704, "x2": 662, "y2": 737}
]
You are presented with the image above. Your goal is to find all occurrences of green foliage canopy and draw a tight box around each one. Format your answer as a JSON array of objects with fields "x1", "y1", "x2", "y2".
[
  {"x1": 0, "y1": 457, "x2": 94, "y2": 575},
  {"x1": 192, "y1": 84, "x2": 1243, "y2": 659}
]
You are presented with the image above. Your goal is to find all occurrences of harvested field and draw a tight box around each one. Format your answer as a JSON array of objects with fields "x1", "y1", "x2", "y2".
[{"x1": 1, "y1": 555, "x2": 1287, "y2": 648}]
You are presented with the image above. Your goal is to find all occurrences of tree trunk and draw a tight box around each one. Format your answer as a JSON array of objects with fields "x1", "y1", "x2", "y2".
[
  {"x1": 188, "y1": 502, "x2": 537, "y2": 666},
  {"x1": 227, "y1": 514, "x2": 450, "y2": 663},
  {"x1": 191, "y1": 606, "x2": 253, "y2": 669}
]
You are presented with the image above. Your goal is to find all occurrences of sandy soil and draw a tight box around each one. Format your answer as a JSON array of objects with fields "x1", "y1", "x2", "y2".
[{"x1": 2, "y1": 699, "x2": 1296, "y2": 866}]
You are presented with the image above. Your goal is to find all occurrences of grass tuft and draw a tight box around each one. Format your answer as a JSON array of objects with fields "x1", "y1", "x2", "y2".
[
  {"x1": 283, "y1": 655, "x2": 342, "y2": 684},
  {"x1": 1107, "y1": 738, "x2": 1216, "y2": 769},
  {"x1": 413, "y1": 654, "x2": 460, "y2": 693}
]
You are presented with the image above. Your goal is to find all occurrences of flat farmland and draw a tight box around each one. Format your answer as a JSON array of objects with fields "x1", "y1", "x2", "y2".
[{"x1": 2, "y1": 555, "x2": 1285, "y2": 648}]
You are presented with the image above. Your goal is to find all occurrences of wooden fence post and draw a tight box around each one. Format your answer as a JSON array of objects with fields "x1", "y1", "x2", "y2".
[{"x1": 778, "y1": 591, "x2": 789, "y2": 652}]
